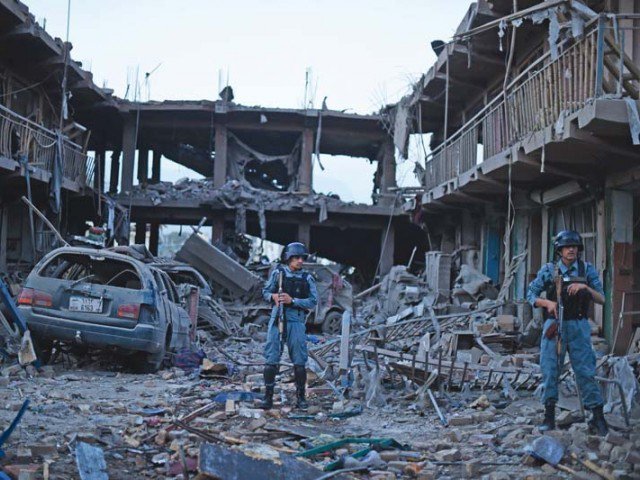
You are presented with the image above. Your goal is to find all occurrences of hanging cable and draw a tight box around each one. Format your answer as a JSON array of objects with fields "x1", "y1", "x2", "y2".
[{"x1": 501, "y1": 0, "x2": 518, "y2": 282}]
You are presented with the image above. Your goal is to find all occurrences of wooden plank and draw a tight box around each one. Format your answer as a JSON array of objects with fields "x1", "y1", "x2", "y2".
[
  {"x1": 339, "y1": 310, "x2": 351, "y2": 373},
  {"x1": 356, "y1": 345, "x2": 524, "y2": 375},
  {"x1": 198, "y1": 442, "x2": 322, "y2": 480}
]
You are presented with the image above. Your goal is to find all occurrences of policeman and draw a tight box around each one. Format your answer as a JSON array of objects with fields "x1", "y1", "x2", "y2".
[
  {"x1": 260, "y1": 242, "x2": 318, "y2": 410},
  {"x1": 527, "y1": 230, "x2": 608, "y2": 435}
]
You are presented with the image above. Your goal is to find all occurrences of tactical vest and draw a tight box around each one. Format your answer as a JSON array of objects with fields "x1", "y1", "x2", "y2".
[
  {"x1": 544, "y1": 260, "x2": 592, "y2": 320},
  {"x1": 277, "y1": 266, "x2": 311, "y2": 302}
]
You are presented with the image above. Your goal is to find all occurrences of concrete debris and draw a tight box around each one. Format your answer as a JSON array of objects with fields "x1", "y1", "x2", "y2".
[
  {"x1": 0, "y1": 308, "x2": 636, "y2": 479},
  {"x1": 176, "y1": 232, "x2": 260, "y2": 298},
  {"x1": 132, "y1": 178, "x2": 349, "y2": 215}
]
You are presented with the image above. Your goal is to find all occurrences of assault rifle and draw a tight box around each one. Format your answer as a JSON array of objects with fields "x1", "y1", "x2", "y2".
[
  {"x1": 277, "y1": 271, "x2": 286, "y2": 355},
  {"x1": 555, "y1": 273, "x2": 564, "y2": 369}
]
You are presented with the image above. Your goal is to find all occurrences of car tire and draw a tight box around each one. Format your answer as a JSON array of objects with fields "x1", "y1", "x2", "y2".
[
  {"x1": 321, "y1": 310, "x2": 343, "y2": 335},
  {"x1": 134, "y1": 331, "x2": 168, "y2": 374},
  {"x1": 31, "y1": 334, "x2": 54, "y2": 365}
]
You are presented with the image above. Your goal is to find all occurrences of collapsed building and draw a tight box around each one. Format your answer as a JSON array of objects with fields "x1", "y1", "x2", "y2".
[{"x1": 76, "y1": 98, "x2": 427, "y2": 282}]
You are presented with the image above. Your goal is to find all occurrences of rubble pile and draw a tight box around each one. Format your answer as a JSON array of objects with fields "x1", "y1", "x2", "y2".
[
  {"x1": 0, "y1": 334, "x2": 638, "y2": 479},
  {"x1": 136, "y1": 178, "x2": 350, "y2": 214},
  {"x1": 0, "y1": 240, "x2": 638, "y2": 479}
]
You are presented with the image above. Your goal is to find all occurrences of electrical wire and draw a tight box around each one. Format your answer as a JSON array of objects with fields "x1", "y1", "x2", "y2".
[
  {"x1": 0, "y1": 71, "x2": 56, "y2": 98},
  {"x1": 371, "y1": 191, "x2": 401, "y2": 286},
  {"x1": 501, "y1": 1, "x2": 518, "y2": 282}
]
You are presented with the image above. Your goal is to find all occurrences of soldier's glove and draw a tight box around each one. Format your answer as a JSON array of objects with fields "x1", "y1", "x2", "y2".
[{"x1": 545, "y1": 322, "x2": 558, "y2": 339}]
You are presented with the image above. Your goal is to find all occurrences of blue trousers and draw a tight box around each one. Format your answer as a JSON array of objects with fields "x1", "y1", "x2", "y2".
[
  {"x1": 264, "y1": 320, "x2": 308, "y2": 366},
  {"x1": 540, "y1": 318, "x2": 603, "y2": 408}
]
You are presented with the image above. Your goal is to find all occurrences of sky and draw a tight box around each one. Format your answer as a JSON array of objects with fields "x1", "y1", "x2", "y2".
[{"x1": 29, "y1": 0, "x2": 474, "y2": 203}]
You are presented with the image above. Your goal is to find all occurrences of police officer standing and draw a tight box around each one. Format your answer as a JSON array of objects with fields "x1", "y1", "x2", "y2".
[
  {"x1": 527, "y1": 231, "x2": 608, "y2": 435},
  {"x1": 260, "y1": 242, "x2": 318, "y2": 410}
]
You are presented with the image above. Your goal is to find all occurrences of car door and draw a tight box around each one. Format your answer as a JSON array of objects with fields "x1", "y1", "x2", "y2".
[
  {"x1": 150, "y1": 269, "x2": 172, "y2": 331},
  {"x1": 158, "y1": 271, "x2": 191, "y2": 351}
]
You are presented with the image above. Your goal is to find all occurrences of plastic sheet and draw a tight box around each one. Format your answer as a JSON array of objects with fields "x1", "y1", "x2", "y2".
[
  {"x1": 525, "y1": 435, "x2": 564, "y2": 466},
  {"x1": 364, "y1": 366, "x2": 387, "y2": 408},
  {"x1": 501, "y1": 375, "x2": 518, "y2": 401},
  {"x1": 605, "y1": 356, "x2": 638, "y2": 415},
  {"x1": 624, "y1": 97, "x2": 640, "y2": 145},
  {"x1": 343, "y1": 450, "x2": 384, "y2": 469}
]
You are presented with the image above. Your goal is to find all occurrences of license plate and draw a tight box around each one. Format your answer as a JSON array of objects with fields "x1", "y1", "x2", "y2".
[{"x1": 69, "y1": 296, "x2": 103, "y2": 313}]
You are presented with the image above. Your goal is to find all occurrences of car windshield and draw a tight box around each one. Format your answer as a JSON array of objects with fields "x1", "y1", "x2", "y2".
[
  {"x1": 38, "y1": 253, "x2": 142, "y2": 289},
  {"x1": 166, "y1": 270, "x2": 205, "y2": 289}
]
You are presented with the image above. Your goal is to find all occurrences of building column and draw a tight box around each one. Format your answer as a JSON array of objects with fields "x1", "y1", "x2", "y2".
[
  {"x1": 379, "y1": 224, "x2": 395, "y2": 276},
  {"x1": 378, "y1": 139, "x2": 396, "y2": 206},
  {"x1": 120, "y1": 115, "x2": 137, "y2": 193},
  {"x1": 298, "y1": 221, "x2": 311, "y2": 247},
  {"x1": 94, "y1": 148, "x2": 106, "y2": 192},
  {"x1": 134, "y1": 222, "x2": 146, "y2": 245},
  {"x1": 151, "y1": 150, "x2": 161, "y2": 183},
  {"x1": 213, "y1": 125, "x2": 228, "y2": 189},
  {"x1": 0, "y1": 207, "x2": 7, "y2": 271},
  {"x1": 606, "y1": 190, "x2": 634, "y2": 354},
  {"x1": 137, "y1": 147, "x2": 149, "y2": 186},
  {"x1": 298, "y1": 128, "x2": 313, "y2": 194},
  {"x1": 149, "y1": 222, "x2": 159, "y2": 256},
  {"x1": 109, "y1": 149, "x2": 121, "y2": 193},
  {"x1": 528, "y1": 208, "x2": 542, "y2": 285},
  {"x1": 594, "y1": 199, "x2": 606, "y2": 329},
  {"x1": 540, "y1": 206, "x2": 549, "y2": 264}
]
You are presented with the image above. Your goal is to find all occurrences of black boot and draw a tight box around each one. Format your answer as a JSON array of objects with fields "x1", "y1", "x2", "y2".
[
  {"x1": 539, "y1": 402, "x2": 555, "y2": 432},
  {"x1": 588, "y1": 405, "x2": 609, "y2": 436},
  {"x1": 260, "y1": 365, "x2": 278, "y2": 410},
  {"x1": 294, "y1": 365, "x2": 308, "y2": 410}
]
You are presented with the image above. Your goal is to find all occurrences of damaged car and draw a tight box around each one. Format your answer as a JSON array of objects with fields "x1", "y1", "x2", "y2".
[
  {"x1": 152, "y1": 262, "x2": 236, "y2": 337},
  {"x1": 17, "y1": 247, "x2": 192, "y2": 372}
]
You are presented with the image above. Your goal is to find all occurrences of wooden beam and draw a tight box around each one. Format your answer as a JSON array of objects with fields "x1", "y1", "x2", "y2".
[
  {"x1": 516, "y1": 155, "x2": 590, "y2": 182},
  {"x1": 434, "y1": 72, "x2": 484, "y2": 90}
]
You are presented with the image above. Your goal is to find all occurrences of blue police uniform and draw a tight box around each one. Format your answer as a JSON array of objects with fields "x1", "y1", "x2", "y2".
[
  {"x1": 262, "y1": 265, "x2": 318, "y2": 366},
  {"x1": 526, "y1": 260, "x2": 604, "y2": 408}
]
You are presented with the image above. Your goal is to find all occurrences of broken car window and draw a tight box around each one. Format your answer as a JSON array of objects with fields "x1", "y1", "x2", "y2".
[
  {"x1": 165, "y1": 270, "x2": 205, "y2": 289},
  {"x1": 38, "y1": 253, "x2": 142, "y2": 289}
]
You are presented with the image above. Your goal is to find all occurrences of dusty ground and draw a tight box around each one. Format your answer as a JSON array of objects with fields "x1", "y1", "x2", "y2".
[{"x1": 0, "y1": 339, "x2": 638, "y2": 480}]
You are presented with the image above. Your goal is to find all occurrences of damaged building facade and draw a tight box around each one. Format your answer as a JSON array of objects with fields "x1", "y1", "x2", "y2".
[
  {"x1": 395, "y1": 0, "x2": 640, "y2": 354},
  {"x1": 0, "y1": 0, "x2": 125, "y2": 284}
]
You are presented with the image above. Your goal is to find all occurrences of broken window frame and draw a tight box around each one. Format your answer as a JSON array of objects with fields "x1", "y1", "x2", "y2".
[{"x1": 37, "y1": 252, "x2": 144, "y2": 290}]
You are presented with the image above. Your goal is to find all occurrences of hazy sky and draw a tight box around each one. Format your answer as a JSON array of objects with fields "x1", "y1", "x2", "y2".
[{"x1": 29, "y1": 0, "x2": 474, "y2": 202}]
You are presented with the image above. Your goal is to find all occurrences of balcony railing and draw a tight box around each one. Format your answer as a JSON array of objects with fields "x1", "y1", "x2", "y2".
[
  {"x1": 424, "y1": 14, "x2": 638, "y2": 191},
  {"x1": 0, "y1": 102, "x2": 94, "y2": 187}
]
